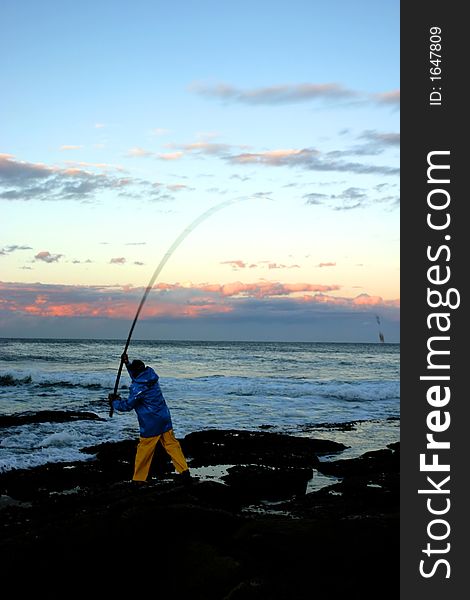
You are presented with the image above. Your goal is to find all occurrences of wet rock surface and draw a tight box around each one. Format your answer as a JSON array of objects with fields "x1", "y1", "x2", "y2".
[{"x1": 0, "y1": 428, "x2": 398, "y2": 598}]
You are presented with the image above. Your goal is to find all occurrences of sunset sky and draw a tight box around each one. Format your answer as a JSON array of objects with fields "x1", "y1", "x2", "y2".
[{"x1": 1, "y1": 0, "x2": 400, "y2": 342}]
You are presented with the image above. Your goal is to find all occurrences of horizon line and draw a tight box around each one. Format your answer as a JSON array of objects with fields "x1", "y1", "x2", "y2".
[{"x1": 0, "y1": 336, "x2": 399, "y2": 345}]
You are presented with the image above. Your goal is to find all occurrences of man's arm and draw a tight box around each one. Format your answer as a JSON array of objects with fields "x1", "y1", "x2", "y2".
[{"x1": 108, "y1": 353, "x2": 138, "y2": 412}]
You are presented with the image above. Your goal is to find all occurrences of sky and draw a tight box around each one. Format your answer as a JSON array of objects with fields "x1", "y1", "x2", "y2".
[{"x1": 0, "y1": 0, "x2": 400, "y2": 342}]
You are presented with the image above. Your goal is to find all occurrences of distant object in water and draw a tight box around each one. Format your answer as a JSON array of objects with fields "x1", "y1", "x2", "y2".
[{"x1": 375, "y1": 314, "x2": 385, "y2": 343}]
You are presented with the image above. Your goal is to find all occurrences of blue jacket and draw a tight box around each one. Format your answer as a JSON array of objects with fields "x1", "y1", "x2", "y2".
[{"x1": 112, "y1": 365, "x2": 173, "y2": 437}]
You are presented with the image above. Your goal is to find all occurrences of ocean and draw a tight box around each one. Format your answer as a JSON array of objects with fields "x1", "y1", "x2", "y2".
[{"x1": 0, "y1": 338, "x2": 399, "y2": 473}]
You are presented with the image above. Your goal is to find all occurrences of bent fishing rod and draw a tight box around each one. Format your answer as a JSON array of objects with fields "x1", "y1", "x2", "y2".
[{"x1": 109, "y1": 198, "x2": 244, "y2": 417}]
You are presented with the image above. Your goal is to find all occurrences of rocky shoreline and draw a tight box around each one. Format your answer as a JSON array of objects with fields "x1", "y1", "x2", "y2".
[{"x1": 0, "y1": 426, "x2": 399, "y2": 598}]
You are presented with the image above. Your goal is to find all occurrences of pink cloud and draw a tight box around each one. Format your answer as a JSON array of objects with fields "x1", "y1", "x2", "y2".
[
  {"x1": 166, "y1": 184, "x2": 189, "y2": 191},
  {"x1": 198, "y1": 281, "x2": 340, "y2": 298},
  {"x1": 0, "y1": 282, "x2": 399, "y2": 324},
  {"x1": 300, "y1": 292, "x2": 399, "y2": 309},
  {"x1": 0, "y1": 282, "x2": 234, "y2": 320},
  {"x1": 157, "y1": 152, "x2": 183, "y2": 161},
  {"x1": 34, "y1": 251, "x2": 63, "y2": 263},
  {"x1": 221, "y1": 260, "x2": 247, "y2": 269},
  {"x1": 317, "y1": 262, "x2": 336, "y2": 268},
  {"x1": 63, "y1": 161, "x2": 126, "y2": 172}
]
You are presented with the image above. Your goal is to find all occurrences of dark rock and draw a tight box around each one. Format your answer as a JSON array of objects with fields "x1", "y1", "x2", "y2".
[
  {"x1": 0, "y1": 410, "x2": 105, "y2": 428},
  {"x1": 298, "y1": 420, "x2": 363, "y2": 431},
  {"x1": 0, "y1": 429, "x2": 399, "y2": 598},
  {"x1": 0, "y1": 374, "x2": 32, "y2": 386},
  {"x1": 182, "y1": 429, "x2": 346, "y2": 468},
  {"x1": 316, "y1": 443, "x2": 399, "y2": 478},
  {"x1": 284, "y1": 443, "x2": 400, "y2": 519},
  {"x1": 223, "y1": 465, "x2": 313, "y2": 501},
  {"x1": 81, "y1": 438, "x2": 137, "y2": 460}
]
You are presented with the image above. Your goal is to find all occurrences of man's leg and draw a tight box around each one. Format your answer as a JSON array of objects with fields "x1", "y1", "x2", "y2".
[
  {"x1": 160, "y1": 429, "x2": 189, "y2": 474},
  {"x1": 133, "y1": 435, "x2": 161, "y2": 481}
]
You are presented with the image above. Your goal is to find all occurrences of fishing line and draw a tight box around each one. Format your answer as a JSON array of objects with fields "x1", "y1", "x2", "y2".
[{"x1": 109, "y1": 197, "x2": 245, "y2": 416}]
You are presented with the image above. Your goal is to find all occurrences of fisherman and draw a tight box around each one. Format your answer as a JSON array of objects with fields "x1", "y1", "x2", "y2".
[{"x1": 108, "y1": 353, "x2": 191, "y2": 484}]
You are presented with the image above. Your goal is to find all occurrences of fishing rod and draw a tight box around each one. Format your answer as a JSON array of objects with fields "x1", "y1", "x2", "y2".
[{"x1": 109, "y1": 198, "x2": 244, "y2": 417}]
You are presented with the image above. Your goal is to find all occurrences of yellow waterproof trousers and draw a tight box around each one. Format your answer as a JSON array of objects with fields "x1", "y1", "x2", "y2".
[{"x1": 133, "y1": 429, "x2": 189, "y2": 482}]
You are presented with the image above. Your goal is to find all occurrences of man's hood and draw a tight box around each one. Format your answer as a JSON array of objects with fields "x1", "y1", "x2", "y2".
[{"x1": 133, "y1": 366, "x2": 158, "y2": 384}]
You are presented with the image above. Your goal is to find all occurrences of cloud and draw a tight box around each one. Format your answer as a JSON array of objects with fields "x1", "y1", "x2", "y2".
[
  {"x1": 190, "y1": 82, "x2": 356, "y2": 105},
  {"x1": 0, "y1": 154, "x2": 162, "y2": 202},
  {"x1": 317, "y1": 262, "x2": 336, "y2": 268},
  {"x1": 109, "y1": 257, "x2": 126, "y2": 265},
  {"x1": 126, "y1": 147, "x2": 154, "y2": 158},
  {"x1": 158, "y1": 151, "x2": 184, "y2": 161},
  {"x1": 221, "y1": 260, "x2": 247, "y2": 269},
  {"x1": 155, "y1": 135, "x2": 399, "y2": 180},
  {"x1": 333, "y1": 203, "x2": 361, "y2": 211},
  {"x1": 166, "y1": 183, "x2": 192, "y2": 192},
  {"x1": 226, "y1": 148, "x2": 398, "y2": 176},
  {"x1": 94, "y1": 123, "x2": 106, "y2": 129},
  {"x1": 60, "y1": 145, "x2": 83, "y2": 151},
  {"x1": 164, "y1": 141, "x2": 236, "y2": 158},
  {"x1": 0, "y1": 281, "x2": 399, "y2": 325},
  {"x1": 304, "y1": 192, "x2": 328, "y2": 205},
  {"x1": 0, "y1": 153, "x2": 53, "y2": 184},
  {"x1": 304, "y1": 184, "x2": 399, "y2": 211},
  {"x1": 196, "y1": 281, "x2": 341, "y2": 298},
  {"x1": 230, "y1": 174, "x2": 251, "y2": 182},
  {"x1": 34, "y1": 251, "x2": 63, "y2": 263},
  {"x1": 360, "y1": 130, "x2": 400, "y2": 146},
  {"x1": 156, "y1": 138, "x2": 252, "y2": 164},
  {"x1": 0, "y1": 244, "x2": 32, "y2": 256},
  {"x1": 63, "y1": 160, "x2": 127, "y2": 172},
  {"x1": 375, "y1": 183, "x2": 396, "y2": 192},
  {"x1": 334, "y1": 187, "x2": 368, "y2": 201},
  {"x1": 0, "y1": 281, "x2": 400, "y2": 343},
  {"x1": 267, "y1": 263, "x2": 300, "y2": 270},
  {"x1": 191, "y1": 81, "x2": 401, "y2": 111},
  {"x1": 0, "y1": 282, "x2": 233, "y2": 321},
  {"x1": 318, "y1": 130, "x2": 399, "y2": 162},
  {"x1": 228, "y1": 148, "x2": 313, "y2": 166},
  {"x1": 221, "y1": 260, "x2": 299, "y2": 271},
  {"x1": 373, "y1": 89, "x2": 400, "y2": 106}
]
